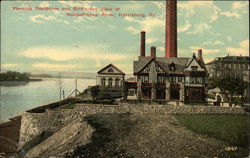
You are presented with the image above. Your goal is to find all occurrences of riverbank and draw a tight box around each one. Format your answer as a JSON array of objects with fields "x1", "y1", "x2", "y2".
[{"x1": 0, "y1": 78, "x2": 42, "y2": 82}]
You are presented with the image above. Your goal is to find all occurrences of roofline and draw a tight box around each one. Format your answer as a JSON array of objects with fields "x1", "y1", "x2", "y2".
[{"x1": 97, "y1": 63, "x2": 125, "y2": 75}]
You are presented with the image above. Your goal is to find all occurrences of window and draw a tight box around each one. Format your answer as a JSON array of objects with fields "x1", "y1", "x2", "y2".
[
  {"x1": 115, "y1": 78, "x2": 120, "y2": 86},
  {"x1": 108, "y1": 68, "x2": 114, "y2": 72},
  {"x1": 101, "y1": 77, "x2": 106, "y2": 86},
  {"x1": 178, "y1": 77, "x2": 182, "y2": 82},
  {"x1": 156, "y1": 65, "x2": 163, "y2": 72},
  {"x1": 157, "y1": 75, "x2": 165, "y2": 83},
  {"x1": 191, "y1": 66, "x2": 198, "y2": 71},
  {"x1": 108, "y1": 78, "x2": 113, "y2": 86},
  {"x1": 169, "y1": 63, "x2": 175, "y2": 71},
  {"x1": 170, "y1": 76, "x2": 176, "y2": 83},
  {"x1": 140, "y1": 75, "x2": 149, "y2": 82}
]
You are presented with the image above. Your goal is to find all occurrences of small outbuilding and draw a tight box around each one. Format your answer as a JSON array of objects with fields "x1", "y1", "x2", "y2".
[{"x1": 96, "y1": 64, "x2": 125, "y2": 87}]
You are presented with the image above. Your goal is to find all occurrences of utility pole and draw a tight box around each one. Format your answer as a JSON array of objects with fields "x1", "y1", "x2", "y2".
[
  {"x1": 75, "y1": 78, "x2": 78, "y2": 97},
  {"x1": 59, "y1": 72, "x2": 62, "y2": 101}
]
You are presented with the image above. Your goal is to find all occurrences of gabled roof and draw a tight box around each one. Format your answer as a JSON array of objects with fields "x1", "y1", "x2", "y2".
[
  {"x1": 134, "y1": 56, "x2": 189, "y2": 74},
  {"x1": 97, "y1": 63, "x2": 125, "y2": 75},
  {"x1": 185, "y1": 54, "x2": 199, "y2": 68},
  {"x1": 136, "y1": 58, "x2": 166, "y2": 74},
  {"x1": 133, "y1": 56, "x2": 151, "y2": 73},
  {"x1": 185, "y1": 54, "x2": 207, "y2": 71}
]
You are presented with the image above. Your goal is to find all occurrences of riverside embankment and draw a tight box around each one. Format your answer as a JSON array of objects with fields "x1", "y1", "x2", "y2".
[{"x1": 1, "y1": 101, "x2": 249, "y2": 157}]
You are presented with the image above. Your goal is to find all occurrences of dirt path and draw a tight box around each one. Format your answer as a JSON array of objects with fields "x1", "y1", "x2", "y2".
[{"x1": 68, "y1": 114, "x2": 249, "y2": 158}]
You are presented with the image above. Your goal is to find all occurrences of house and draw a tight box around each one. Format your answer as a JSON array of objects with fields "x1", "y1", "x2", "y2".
[
  {"x1": 96, "y1": 63, "x2": 125, "y2": 87},
  {"x1": 123, "y1": 0, "x2": 207, "y2": 103},
  {"x1": 124, "y1": 45, "x2": 207, "y2": 103}
]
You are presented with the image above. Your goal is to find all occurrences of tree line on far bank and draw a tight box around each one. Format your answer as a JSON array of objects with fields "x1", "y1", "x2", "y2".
[{"x1": 0, "y1": 71, "x2": 30, "y2": 81}]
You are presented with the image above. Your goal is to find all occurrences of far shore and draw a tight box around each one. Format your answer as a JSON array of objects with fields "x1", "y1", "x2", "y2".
[{"x1": 0, "y1": 78, "x2": 42, "y2": 82}]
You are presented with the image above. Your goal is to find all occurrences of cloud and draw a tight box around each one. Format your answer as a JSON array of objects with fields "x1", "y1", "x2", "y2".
[
  {"x1": 240, "y1": 39, "x2": 249, "y2": 48},
  {"x1": 123, "y1": 1, "x2": 146, "y2": 10},
  {"x1": 202, "y1": 40, "x2": 224, "y2": 46},
  {"x1": 39, "y1": 1, "x2": 50, "y2": 8},
  {"x1": 189, "y1": 46, "x2": 221, "y2": 54},
  {"x1": 159, "y1": 47, "x2": 165, "y2": 52},
  {"x1": 186, "y1": 23, "x2": 211, "y2": 35},
  {"x1": 178, "y1": 1, "x2": 221, "y2": 23},
  {"x1": 151, "y1": 1, "x2": 165, "y2": 10},
  {"x1": 21, "y1": 45, "x2": 132, "y2": 61},
  {"x1": 220, "y1": 11, "x2": 240, "y2": 18},
  {"x1": 226, "y1": 39, "x2": 249, "y2": 56},
  {"x1": 126, "y1": 26, "x2": 138, "y2": 35},
  {"x1": 220, "y1": 1, "x2": 248, "y2": 18},
  {"x1": 227, "y1": 36, "x2": 232, "y2": 41},
  {"x1": 30, "y1": 15, "x2": 47, "y2": 23},
  {"x1": 30, "y1": 14, "x2": 69, "y2": 24},
  {"x1": 146, "y1": 38, "x2": 158, "y2": 44},
  {"x1": 232, "y1": 1, "x2": 248, "y2": 10},
  {"x1": 59, "y1": 1, "x2": 92, "y2": 8},
  {"x1": 32, "y1": 63, "x2": 78, "y2": 70},
  {"x1": 178, "y1": 22, "x2": 192, "y2": 33},
  {"x1": 177, "y1": 1, "x2": 222, "y2": 36},
  {"x1": 1, "y1": 64, "x2": 19, "y2": 68},
  {"x1": 124, "y1": 16, "x2": 164, "y2": 34}
]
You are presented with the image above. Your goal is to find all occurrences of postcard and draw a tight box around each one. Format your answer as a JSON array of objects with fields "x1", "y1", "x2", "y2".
[{"x1": 0, "y1": 1, "x2": 249, "y2": 157}]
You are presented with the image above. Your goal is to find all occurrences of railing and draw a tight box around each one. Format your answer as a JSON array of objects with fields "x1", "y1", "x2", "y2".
[
  {"x1": 142, "y1": 82, "x2": 152, "y2": 87},
  {"x1": 127, "y1": 82, "x2": 137, "y2": 88},
  {"x1": 156, "y1": 83, "x2": 166, "y2": 88},
  {"x1": 170, "y1": 83, "x2": 180, "y2": 89}
]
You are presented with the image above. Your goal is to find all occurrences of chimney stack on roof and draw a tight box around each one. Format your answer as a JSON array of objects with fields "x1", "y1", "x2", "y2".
[
  {"x1": 151, "y1": 46, "x2": 156, "y2": 59},
  {"x1": 140, "y1": 31, "x2": 146, "y2": 57},
  {"x1": 197, "y1": 49, "x2": 206, "y2": 70},
  {"x1": 198, "y1": 49, "x2": 202, "y2": 60}
]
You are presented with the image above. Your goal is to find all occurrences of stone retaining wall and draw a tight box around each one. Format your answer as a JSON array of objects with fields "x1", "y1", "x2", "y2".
[{"x1": 19, "y1": 103, "x2": 248, "y2": 148}]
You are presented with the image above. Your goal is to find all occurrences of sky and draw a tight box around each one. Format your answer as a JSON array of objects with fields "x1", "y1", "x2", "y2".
[{"x1": 1, "y1": 1, "x2": 249, "y2": 73}]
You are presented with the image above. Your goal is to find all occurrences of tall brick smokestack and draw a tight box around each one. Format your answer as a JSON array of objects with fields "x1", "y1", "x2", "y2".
[
  {"x1": 165, "y1": 0, "x2": 177, "y2": 57},
  {"x1": 140, "y1": 31, "x2": 146, "y2": 56}
]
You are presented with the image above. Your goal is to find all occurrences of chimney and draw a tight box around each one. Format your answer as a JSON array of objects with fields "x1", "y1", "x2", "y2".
[
  {"x1": 197, "y1": 49, "x2": 206, "y2": 69},
  {"x1": 140, "y1": 31, "x2": 146, "y2": 56},
  {"x1": 151, "y1": 46, "x2": 156, "y2": 59},
  {"x1": 198, "y1": 49, "x2": 202, "y2": 60},
  {"x1": 165, "y1": 0, "x2": 177, "y2": 57}
]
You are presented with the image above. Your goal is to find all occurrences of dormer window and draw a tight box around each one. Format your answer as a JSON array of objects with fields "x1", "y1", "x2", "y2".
[
  {"x1": 108, "y1": 68, "x2": 114, "y2": 72},
  {"x1": 191, "y1": 66, "x2": 198, "y2": 71},
  {"x1": 146, "y1": 64, "x2": 151, "y2": 72},
  {"x1": 169, "y1": 62, "x2": 175, "y2": 71}
]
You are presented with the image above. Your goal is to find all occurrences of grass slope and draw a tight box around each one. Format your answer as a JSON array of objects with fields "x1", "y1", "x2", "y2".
[{"x1": 175, "y1": 114, "x2": 249, "y2": 148}]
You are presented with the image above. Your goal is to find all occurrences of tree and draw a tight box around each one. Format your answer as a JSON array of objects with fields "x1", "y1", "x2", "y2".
[
  {"x1": 208, "y1": 77, "x2": 248, "y2": 107},
  {"x1": 90, "y1": 86, "x2": 100, "y2": 100}
]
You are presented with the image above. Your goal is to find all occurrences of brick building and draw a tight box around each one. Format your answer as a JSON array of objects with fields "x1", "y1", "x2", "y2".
[{"x1": 206, "y1": 55, "x2": 250, "y2": 80}]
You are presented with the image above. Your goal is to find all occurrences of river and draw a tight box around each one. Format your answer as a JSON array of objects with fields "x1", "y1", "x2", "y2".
[{"x1": 0, "y1": 78, "x2": 96, "y2": 122}]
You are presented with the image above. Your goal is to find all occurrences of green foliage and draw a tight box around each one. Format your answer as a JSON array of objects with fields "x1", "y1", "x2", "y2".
[
  {"x1": 0, "y1": 71, "x2": 30, "y2": 81},
  {"x1": 175, "y1": 114, "x2": 249, "y2": 148},
  {"x1": 208, "y1": 77, "x2": 248, "y2": 105},
  {"x1": 90, "y1": 86, "x2": 100, "y2": 100}
]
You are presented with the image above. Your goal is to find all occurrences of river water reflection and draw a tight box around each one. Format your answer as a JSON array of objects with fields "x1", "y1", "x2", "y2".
[{"x1": 0, "y1": 78, "x2": 95, "y2": 122}]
